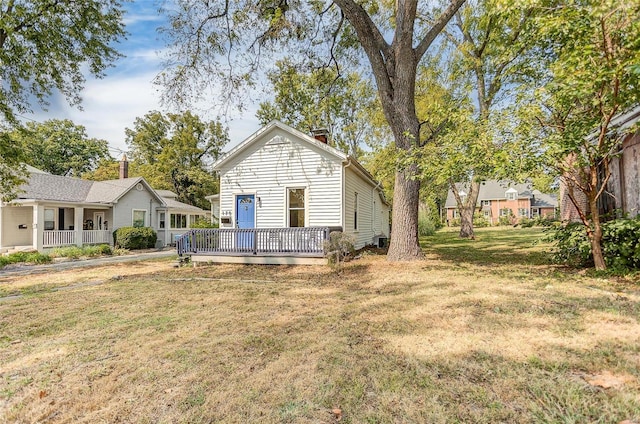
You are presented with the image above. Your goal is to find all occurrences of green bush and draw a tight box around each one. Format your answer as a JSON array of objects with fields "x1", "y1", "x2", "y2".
[
  {"x1": 498, "y1": 215, "x2": 513, "y2": 226},
  {"x1": 0, "y1": 251, "x2": 51, "y2": 268},
  {"x1": 546, "y1": 216, "x2": 640, "y2": 270},
  {"x1": 49, "y1": 244, "x2": 112, "y2": 259},
  {"x1": 113, "y1": 227, "x2": 157, "y2": 250},
  {"x1": 418, "y1": 215, "x2": 437, "y2": 236},
  {"x1": 520, "y1": 217, "x2": 534, "y2": 228},
  {"x1": 190, "y1": 217, "x2": 217, "y2": 229},
  {"x1": 545, "y1": 222, "x2": 592, "y2": 267},
  {"x1": 602, "y1": 217, "x2": 640, "y2": 270},
  {"x1": 473, "y1": 213, "x2": 490, "y2": 228}
]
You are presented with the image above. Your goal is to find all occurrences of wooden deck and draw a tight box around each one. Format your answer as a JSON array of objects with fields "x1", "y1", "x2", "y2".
[{"x1": 176, "y1": 227, "x2": 331, "y2": 265}]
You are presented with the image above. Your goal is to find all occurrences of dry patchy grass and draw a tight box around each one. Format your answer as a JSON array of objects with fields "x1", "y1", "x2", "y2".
[{"x1": 1, "y1": 228, "x2": 639, "y2": 423}]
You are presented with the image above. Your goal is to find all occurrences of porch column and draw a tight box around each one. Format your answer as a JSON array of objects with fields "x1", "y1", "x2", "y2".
[
  {"x1": 74, "y1": 207, "x2": 84, "y2": 247},
  {"x1": 33, "y1": 204, "x2": 44, "y2": 251}
]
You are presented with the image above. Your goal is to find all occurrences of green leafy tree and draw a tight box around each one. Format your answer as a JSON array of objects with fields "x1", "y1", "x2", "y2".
[
  {"x1": 0, "y1": 0, "x2": 125, "y2": 196},
  {"x1": 533, "y1": 0, "x2": 640, "y2": 270},
  {"x1": 125, "y1": 111, "x2": 228, "y2": 209},
  {"x1": 10, "y1": 119, "x2": 111, "y2": 176},
  {"x1": 81, "y1": 158, "x2": 121, "y2": 181},
  {"x1": 158, "y1": 0, "x2": 466, "y2": 261},
  {"x1": 435, "y1": 0, "x2": 539, "y2": 239},
  {"x1": 256, "y1": 60, "x2": 377, "y2": 158}
]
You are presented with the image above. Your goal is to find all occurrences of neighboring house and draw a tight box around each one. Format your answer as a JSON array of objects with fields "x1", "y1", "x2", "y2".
[
  {"x1": 0, "y1": 163, "x2": 209, "y2": 254},
  {"x1": 444, "y1": 180, "x2": 558, "y2": 225},
  {"x1": 206, "y1": 120, "x2": 390, "y2": 253},
  {"x1": 561, "y1": 106, "x2": 640, "y2": 222}
]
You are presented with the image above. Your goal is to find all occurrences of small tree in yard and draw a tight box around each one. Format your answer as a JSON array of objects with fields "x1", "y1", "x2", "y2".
[{"x1": 534, "y1": 0, "x2": 640, "y2": 270}]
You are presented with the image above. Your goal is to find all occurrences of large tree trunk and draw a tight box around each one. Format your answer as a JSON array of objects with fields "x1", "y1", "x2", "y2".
[
  {"x1": 459, "y1": 180, "x2": 480, "y2": 239},
  {"x1": 388, "y1": 167, "x2": 423, "y2": 260},
  {"x1": 334, "y1": 0, "x2": 465, "y2": 261},
  {"x1": 459, "y1": 206, "x2": 475, "y2": 239}
]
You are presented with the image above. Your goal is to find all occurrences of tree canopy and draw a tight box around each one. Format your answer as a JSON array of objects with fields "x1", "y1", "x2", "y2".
[
  {"x1": 256, "y1": 60, "x2": 377, "y2": 159},
  {"x1": 159, "y1": 0, "x2": 466, "y2": 261},
  {"x1": 125, "y1": 111, "x2": 228, "y2": 210},
  {"x1": 532, "y1": 0, "x2": 640, "y2": 270},
  {"x1": 0, "y1": 0, "x2": 125, "y2": 198},
  {"x1": 9, "y1": 119, "x2": 111, "y2": 177}
]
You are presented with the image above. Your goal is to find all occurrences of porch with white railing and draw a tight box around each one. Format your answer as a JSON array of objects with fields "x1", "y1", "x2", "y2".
[
  {"x1": 82, "y1": 230, "x2": 111, "y2": 245},
  {"x1": 43, "y1": 230, "x2": 111, "y2": 248}
]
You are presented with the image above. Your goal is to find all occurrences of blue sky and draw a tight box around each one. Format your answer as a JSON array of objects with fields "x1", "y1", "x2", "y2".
[{"x1": 26, "y1": 1, "x2": 261, "y2": 158}]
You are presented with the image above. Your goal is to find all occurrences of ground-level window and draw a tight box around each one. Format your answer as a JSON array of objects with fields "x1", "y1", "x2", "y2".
[
  {"x1": 44, "y1": 208, "x2": 55, "y2": 230},
  {"x1": 483, "y1": 210, "x2": 491, "y2": 217},
  {"x1": 132, "y1": 209, "x2": 146, "y2": 227},
  {"x1": 531, "y1": 208, "x2": 540, "y2": 217},
  {"x1": 451, "y1": 209, "x2": 458, "y2": 219},
  {"x1": 354, "y1": 192, "x2": 359, "y2": 231},
  {"x1": 518, "y1": 208, "x2": 528, "y2": 217},
  {"x1": 500, "y1": 208, "x2": 511, "y2": 217},
  {"x1": 171, "y1": 213, "x2": 188, "y2": 229},
  {"x1": 159, "y1": 212, "x2": 166, "y2": 229},
  {"x1": 288, "y1": 188, "x2": 305, "y2": 227}
]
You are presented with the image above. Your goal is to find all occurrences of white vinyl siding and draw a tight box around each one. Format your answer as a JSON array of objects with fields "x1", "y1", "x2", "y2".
[
  {"x1": 218, "y1": 127, "x2": 343, "y2": 229},
  {"x1": 344, "y1": 167, "x2": 375, "y2": 248}
]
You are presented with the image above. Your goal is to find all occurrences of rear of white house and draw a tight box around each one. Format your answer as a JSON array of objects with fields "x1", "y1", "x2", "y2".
[{"x1": 212, "y1": 121, "x2": 390, "y2": 250}]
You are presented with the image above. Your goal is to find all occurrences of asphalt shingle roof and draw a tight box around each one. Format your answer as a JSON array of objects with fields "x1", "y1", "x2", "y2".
[
  {"x1": 444, "y1": 180, "x2": 558, "y2": 208},
  {"x1": 17, "y1": 171, "x2": 207, "y2": 213}
]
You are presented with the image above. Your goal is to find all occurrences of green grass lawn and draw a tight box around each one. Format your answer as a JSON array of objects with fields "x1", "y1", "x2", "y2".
[{"x1": 1, "y1": 227, "x2": 639, "y2": 423}]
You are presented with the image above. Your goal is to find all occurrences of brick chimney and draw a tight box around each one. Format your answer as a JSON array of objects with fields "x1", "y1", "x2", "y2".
[
  {"x1": 119, "y1": 154, "x2": 129, "y2": 179},
  {"x1": 311, "y1": 128, "x2": 329, "y2": 144}
]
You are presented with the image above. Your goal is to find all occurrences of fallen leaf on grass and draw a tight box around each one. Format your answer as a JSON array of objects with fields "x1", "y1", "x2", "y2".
[{"x1": 332, "y1": 407, "x2": 342, "y2": 421}]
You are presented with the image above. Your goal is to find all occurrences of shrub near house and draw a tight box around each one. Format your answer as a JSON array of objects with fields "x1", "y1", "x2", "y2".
[{"x1": 113, "y1": 227, "x2": 157, "y2": 250}]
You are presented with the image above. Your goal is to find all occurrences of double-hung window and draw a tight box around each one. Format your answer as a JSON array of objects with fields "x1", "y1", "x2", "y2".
[
  {"x1": 287, "y1": 188, "x2": 305, "y2": 227},
  {"x1": 132, "y1": 210, "x2": 146, "y2": 227}
]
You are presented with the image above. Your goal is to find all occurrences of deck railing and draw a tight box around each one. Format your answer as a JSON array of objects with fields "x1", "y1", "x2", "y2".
[
  {"x1": 43, "y1": 230, "x2": 112, "y2": 248},
  {"x1": 43, "y1": 230, "x2": 76, "y2": 247},
  {"x1": 176, "y1": 227, "x2": 331, "y2": 257},
  {"x1": 82, "y1": 230, "x2": 111, "y2": 245}
]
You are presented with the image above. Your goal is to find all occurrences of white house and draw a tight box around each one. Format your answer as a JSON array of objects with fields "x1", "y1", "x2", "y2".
[
  {"x1": 209, "y1": 120, "x2": 390, "y2": 250},
  {"x1": 0, "y1": 164, "x2": 209, "y2": 254}
]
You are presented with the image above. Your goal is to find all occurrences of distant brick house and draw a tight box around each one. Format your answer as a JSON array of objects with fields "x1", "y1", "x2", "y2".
[
  {"x1": 444, "y1": 180, "x2": 558, "y2": 226},
  {"x1": 561, "y1": 106, "x2": 640, "y2": 222}
]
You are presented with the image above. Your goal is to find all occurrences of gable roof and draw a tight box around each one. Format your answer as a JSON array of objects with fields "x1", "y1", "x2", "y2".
[
  {"x1": 213, "y1": 120, "x2": 348, "y2": 170},
  {"x1": 16, "y1": 172, "x2": 165, "y2": 206},
  {"x1": 85, "y1": 177, "x2": 164, "y2": 204},
  {"x1": 445, "y1": 180, "x2": 558, "y2": 208},
  {"x1": 212, "y1": 120, "x2": 388, "y2": 204}
]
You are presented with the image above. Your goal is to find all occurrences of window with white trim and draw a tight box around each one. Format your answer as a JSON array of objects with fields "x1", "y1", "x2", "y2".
[
  {"x1": 518, "y1": 208, "x2": 528, "y2": 217},
  {"x1": 481, "y1": 200, "x2": 491, "y2": 206},
  {"x1": 170, "y1": 213, "x2": 188, "y2": 229},
  {"x1": 159, "y1": 212, "x2": 166, "y2": 229},
  {"x1": 500, "y1": 208, "x2": 511, "y2": 217},
  {"x1": 132, "y1": 209, "x2": 146, "y2": 227},
  {"x1": 287, "y1": 188, "x2": 305, "y2": 227},
  {"x1": 44, "y1": 208, "x2": 55, "y2": 230}
]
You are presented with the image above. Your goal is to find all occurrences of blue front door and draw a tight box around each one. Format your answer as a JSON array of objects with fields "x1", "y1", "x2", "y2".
[{"x1": 236, "y1": 194, "x2": 255, "y2": 249}]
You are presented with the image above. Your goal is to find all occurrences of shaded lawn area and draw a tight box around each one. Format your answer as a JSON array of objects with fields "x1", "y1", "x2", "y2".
[{"x1": 1, "y1": 228, "x2": 639, "y2": 423}]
